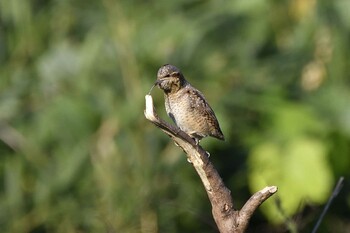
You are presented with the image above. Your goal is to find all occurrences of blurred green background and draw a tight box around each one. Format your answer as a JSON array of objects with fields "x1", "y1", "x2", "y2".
[{"x1": 1, "y1": 0, "x2": 350, "y2": 232}]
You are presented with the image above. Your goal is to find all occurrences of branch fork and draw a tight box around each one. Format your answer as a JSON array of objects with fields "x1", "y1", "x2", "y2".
[{"x1": 144, "y1": 94, "x2": 277, "y2": 233}]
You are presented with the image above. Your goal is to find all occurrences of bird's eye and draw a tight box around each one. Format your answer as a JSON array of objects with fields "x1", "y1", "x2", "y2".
[
  {"x1": 172, "y1": 72, "x2": 179, "y2": 76},
  {"x1": 164, "y1": 74, "x2": 170, "y2": 78}
]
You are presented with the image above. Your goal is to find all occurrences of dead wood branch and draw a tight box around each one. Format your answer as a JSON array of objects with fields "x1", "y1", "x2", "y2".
[{"x1": 144, "y1": 94, "x2": 277, "y2": 233}]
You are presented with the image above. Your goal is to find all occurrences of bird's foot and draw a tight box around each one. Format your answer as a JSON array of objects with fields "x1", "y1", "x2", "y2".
[{"x1": 193, "y1": 138, "x2": 200, "y2": 145}]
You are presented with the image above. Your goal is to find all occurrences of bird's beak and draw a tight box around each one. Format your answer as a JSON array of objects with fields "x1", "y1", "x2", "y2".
[{"x1": 148, "y1": 80, "x2": 161, "y2": 95}]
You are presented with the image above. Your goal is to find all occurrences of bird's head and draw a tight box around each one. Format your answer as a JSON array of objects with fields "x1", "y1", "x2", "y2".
[{"x1": 155, "y1": 64, "x2": 186, "y2": 94}]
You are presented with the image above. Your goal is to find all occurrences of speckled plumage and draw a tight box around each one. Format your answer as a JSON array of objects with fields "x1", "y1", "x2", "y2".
[{"x1": 156, "y1": 64, "x2": 224, "y2": 142}]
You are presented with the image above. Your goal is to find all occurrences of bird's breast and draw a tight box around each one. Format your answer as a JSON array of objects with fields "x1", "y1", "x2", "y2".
[{"x1": 165, "y1": 89, "x2": 210, "y2": 135}]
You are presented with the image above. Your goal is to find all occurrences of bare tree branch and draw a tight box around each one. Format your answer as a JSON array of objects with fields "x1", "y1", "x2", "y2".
[{"x1": 144, "y1": 94, "x2": 277, "y2": 233}]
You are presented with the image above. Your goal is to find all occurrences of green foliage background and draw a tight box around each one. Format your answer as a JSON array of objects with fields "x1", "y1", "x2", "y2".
[{"x1": 1, "y1": 0, "x2": 350, "y2": 232}]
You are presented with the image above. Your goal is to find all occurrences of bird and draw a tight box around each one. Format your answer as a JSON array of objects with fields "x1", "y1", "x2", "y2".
[{"x1": 152, "y1": 64, "x2": 224, "y2": 144}]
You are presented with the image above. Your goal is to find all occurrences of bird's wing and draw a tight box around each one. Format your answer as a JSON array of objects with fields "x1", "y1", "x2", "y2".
[{"x1": 185, "y1": 85, "x2": 224, "y2": 139}]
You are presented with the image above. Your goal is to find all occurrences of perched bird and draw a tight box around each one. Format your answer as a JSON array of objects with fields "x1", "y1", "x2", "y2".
[{"x1": 153, "y1": 64, "x2": 224, "y2": 144}]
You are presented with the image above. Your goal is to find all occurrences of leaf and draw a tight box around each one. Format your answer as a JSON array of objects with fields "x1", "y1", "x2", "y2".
[{"x1": 248, "y1": 137, "x2": 333, "y2": 224}]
